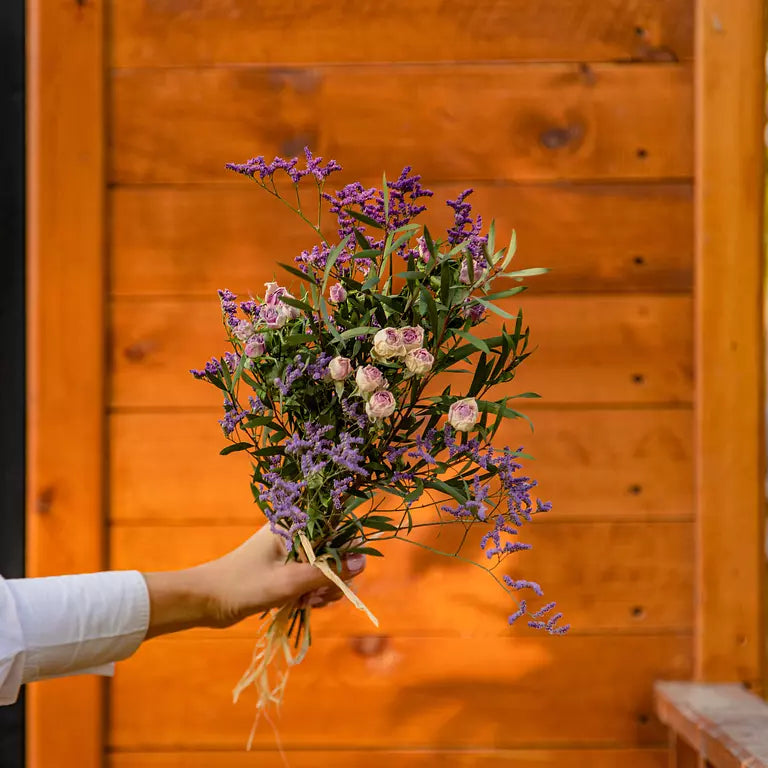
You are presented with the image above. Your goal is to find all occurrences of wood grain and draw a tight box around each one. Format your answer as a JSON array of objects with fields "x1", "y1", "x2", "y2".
[
  {"x1": 694, "y1": 0, "x2": 765, "y2": 688},
  {"x1": 109, "y1": 0, "x2": 693, "y2": 67},
  {"x1": 110, "y1": 183, "x2": 693, "y2": 296},
  {"x1": 26, "y1": 0, "x2": 106, "y2": 765},
  {"x1": 110, "y1": 64, "x2": 693, "y2": 184},
  {"x1": 110, "y1": 520, "x2": 693, "y2": 635},
  {"x1": 109, "y1": 635, "x2": 692, "y2": 750},
  {"x1": 109, "y1": 748, "x2": 669, "y2": 768},
  {"x1": 110, "y1": 409, "x2": 692, "y2": 524},
  {"x1": 109, "y1": 296, "x2": 693, "y2": 408},
  {"x1": 655, "y1": 682, "x2": 768, "y2": 768}
]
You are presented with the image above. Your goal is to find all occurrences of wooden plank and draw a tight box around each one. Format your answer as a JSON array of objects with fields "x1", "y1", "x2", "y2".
[
  {"x1": 110, "y1": 64, "x2": 692, "y2": 184},
  {"x1": 110, "y1": 183, "x2": 693, "y2": 297},
  {"x1": 109, "y1": 296, "x2": 692, "y2": 408},
  {"x1": 108, "y1": 748, "x2": 669, "y2": 768},
  {"x1": 110, "y1": 635, "x2": 691, "y2": 749},
  {"x1": 110, "y1": 408, "x2": 693, "y2": 525},
  {"x1": 109, "y1": 0, "x2": 693, "y2": 67},
  {"x1": 110, "y1": 521, "x2": 693, "y2": 635},
  {"x1": 694, "y1": 0, "x2": 765, "y2": 687},
  {"x1": 26, "y1": 0, "x2": 106, "y2": 766},
  {"x1": 655, "y1": 683, "x2": 768, "y2": 768}
]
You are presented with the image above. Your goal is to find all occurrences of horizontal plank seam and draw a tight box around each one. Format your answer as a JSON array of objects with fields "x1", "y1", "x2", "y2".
[
  {"x1": 105, "y1": 740, "x2": 675, "y2": 753},
  {"x1": 108, "y1": 60, "x2": 693, "y2": 74},
  {"x1": 107, "y1": 180, "x2": 695, "y2": 192}
]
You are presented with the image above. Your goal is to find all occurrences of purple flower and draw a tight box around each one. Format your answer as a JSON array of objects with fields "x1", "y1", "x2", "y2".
[
  {"x1": 218, "y1": 288, "x2": 239, "y2": 326},
  {"x1": 190, "y1": 357, "x2": 224, "y2": 379},
  {"x1": 446, "y1": 189, "x2": 487, "y2": 261},
  {"x1": 504, "y1": 577, "x2": 544, "y2": 597},
  {"x1": 508, "y1": 600, "x2": 527, "y2": 626},
  {"x1": 329, "y1": 432, "x2": 368, "y2": 475},
  {"x1": 245, "y1": 334, "x2": 266, "y2": 358}
]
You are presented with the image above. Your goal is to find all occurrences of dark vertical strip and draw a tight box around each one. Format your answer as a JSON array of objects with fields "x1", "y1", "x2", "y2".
[{"x1": 0, "y1": 0, "x2": 25, "y2": 765}]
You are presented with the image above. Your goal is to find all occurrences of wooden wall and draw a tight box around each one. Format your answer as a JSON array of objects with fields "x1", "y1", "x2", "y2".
[{"x1": 105, "y1": 2, "x2": 694, "y2": 766}]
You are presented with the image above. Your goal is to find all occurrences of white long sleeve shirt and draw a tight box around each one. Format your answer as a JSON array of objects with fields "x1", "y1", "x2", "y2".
[{"x1": 0, "y1": 571, "x2": 150, "y2": 705}]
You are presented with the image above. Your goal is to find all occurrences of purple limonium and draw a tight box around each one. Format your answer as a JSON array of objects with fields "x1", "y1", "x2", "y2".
[
  {"x1": 407, "y1": 429, "x2": 437, "y2": 465},
  {"x1": 331, "y1": 476, "x2": 353, "y2": 509},
  {"x1": 190, "y1": 357, "x2": 224, "y2": 379},
  {"x1": 503, "y1": 576, "x2": 544, "y2": 598},
  {"x1": 385, "y1": 166, "x2": 433, "y2": 232},
  {"x1": 307, "y1": 353, "x2": 332, "y2": 381},
  {"x1": 218, "y1": 288, "x2": 239, "y2": 327},
  {"x1": 446, "y1": 189, "x2": 488, "y2": 261},
  {"x1": 329, "y1": 432, "x2": 368, "y2": 475},
  {"x1": 240, "y1": 299, "x2": 259, "y2": 317},
  {"x1": 341, "y1": 398, "x2": 368, "y2": 430},
  {"x1": 219, "y1": 408, "x2": 247, "y2": 437},
  {"x1": 508, "y1": 600, "x2": 527, "y2": 626},
  {"x1": 258, "y1": 470, "x2": 309, "y2": 548}
]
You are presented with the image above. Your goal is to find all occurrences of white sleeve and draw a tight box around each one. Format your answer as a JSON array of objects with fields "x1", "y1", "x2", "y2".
[{"x1": 0, "y1": 571, "x2": 150, "y2": 705}]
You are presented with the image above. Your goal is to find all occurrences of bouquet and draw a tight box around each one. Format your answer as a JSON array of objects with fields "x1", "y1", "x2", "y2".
[{"x1": 191, "y1": 149, "x2": 569, "y2": 740}]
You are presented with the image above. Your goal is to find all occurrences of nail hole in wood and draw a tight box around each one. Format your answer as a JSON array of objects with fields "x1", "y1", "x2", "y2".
[
  {"x1": 638, "y1": 713, "x2": 650, "y2": 725},
  {"x1": 628, "y1": 484, "x2": 643, "y2": 496},
  {"x1": 635, "y1": 26, "x2": 646, "y2": 37},
  {"x1": 633, "y1": 255, "x2": 645, "y2": 266},
  {"x1": 631, "y1": 373, "x2": 645, "y2": 385},
  {"x1": 636, "y1": 148, "x2": 648, "y2": 159},
  {"x1": 631, "y1": 606, "x2": 645, "y2": 619}
]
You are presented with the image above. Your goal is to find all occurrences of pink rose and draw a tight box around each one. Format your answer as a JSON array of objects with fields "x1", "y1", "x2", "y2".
[
  {"x1": 263, "y1": 281, "x2": 299, "y2": 320},
  {"x1": 459, "y1": 258, "x2": 488, "y2": 285},
  {"x1": 260, "y1": 305, "x2": 286, "y2": 329},
  {"x1": 417, "y1": 236, "x2": 430, "y2": 263},
  {"x1": 400, "y1": 326, "x2": 424, "y2": 351},
  {"x1": 405, "y1": 347, "x2": 434, "y2": 375},
  {"x1": 355, "y1": 365, "x2": 387, "y2": 394},
  {"x1": 372, "y1": 327, "x2": 405, "y2": 359},
  {"x1": 328, "y1": 356, "x2": 352, "y2": 381},
  {"x1": 365, "y1": 390, "x2": 397, "y2": 421},
  {"x1": 244, "y1": 334, "x2": 266, "y2": 358},
  {"x1": 329, "y1": 283, "x2": 347, "y2": 304},
  {"x1": 447, "y1": 398, "x2": 480, "y2": 432}
]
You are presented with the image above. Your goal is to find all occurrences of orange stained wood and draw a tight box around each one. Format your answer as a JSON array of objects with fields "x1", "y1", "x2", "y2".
[
  {"x1": 111, "y1": 520, "x2": 694, "y2": 636},
  {"x1": 110, "y1": 409, "x2": 693, "y2": 525},
  {"x1": 111, "y1": 183, "x2": 693, "y2": 297},
  {"x1": 110, "y1": 635, "x2": 692, "y2": 750},
  {"x1": 108, "y1": 748, "x2": 670, "y2": 768},
  {"x1": 109, "y1": 0, "x2": 693, "y2": 67},
  {"x1": 694, "y1": 0, "x2": 765, "y2": 686},
  {"x1": 109, "y1": 64, "x2": 693, "y2": 185},
  {"x1": 109, "y1": 295, "x2": 693, "y2": 409},
  {"x1": 26, "y1": 0, "x2": 106, "y2": 767}
]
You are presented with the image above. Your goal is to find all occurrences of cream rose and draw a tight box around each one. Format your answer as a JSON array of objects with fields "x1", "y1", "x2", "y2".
[
  {"x1": 365, "y1": 390, "x2": 397, "y2": 420},
  {"x1": 447, "y1": 398, "x2": 480, "y2": 432},
  {"x1": 405, "y1": 347, "x2": 434, "y2": 375},
  {"x1": 355, "y1": 365, "x2": 387, "y2": 394},
  {"x1": 260, "y1": 305, "x2": 286, "y2": 329},
  {"x1": 400, "y1": 326, "x2": 424, "y2": 351},
  {"x1": 329, "y1": 356, "x2": 352, "y2": 381},
  {"x1": 372, "y1": 327, "x2": 406, "y2": 359}
]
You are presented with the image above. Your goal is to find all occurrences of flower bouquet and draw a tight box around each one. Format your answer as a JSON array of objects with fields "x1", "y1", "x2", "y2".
[{"x1": 191, "y1": 149, "x2": 568, "y2": 741}]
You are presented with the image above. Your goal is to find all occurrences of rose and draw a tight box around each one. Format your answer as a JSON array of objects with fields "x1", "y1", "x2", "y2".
[
  {"x1": 459, "y1": 259, "x2": 489, "y2": 286},
  {"x1": 400, "y1": 326, "x2": 424, "y2": 351},
  {"x1": 372, "y1": 327, "x2": 405, "y2": 359},
  {"x1": 329, "y1": 283, "x2": 347, "y2": 304},
  {"x1": 417, "y1": 236, "x2": 430, "y2": 263},
  {"x1": 260, "y1": 305, "x2": 286, "y2": 329},
  {"x1": 244, "y1": 334, "x2": 266, "y2": 358},
  {"x1": 233, "y1": 319, "x2": 255, "y2": 342},
  {"x1": 264, "y1": 281, "x2": 300, "y2": 320},
  {"x1": 447, "y1": 398, "x2": 480, "y2": 432},
  {"x1": 328, "y1": 356, "x2": 352, "y2": 381},
  {"x1": 405, "y1": 348, "x2": 434, "y2": 375},
  {"x1": 365, "y1": 390, "x2": 397, "y2": 421},
  {"x1": 355, "y1": 365, "x2": 387, "y2": 394}
]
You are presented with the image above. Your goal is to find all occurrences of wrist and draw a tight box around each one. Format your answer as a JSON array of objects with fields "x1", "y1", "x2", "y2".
[{"x1": 142, "y1": 567, "x2": 213, "y2": 640}]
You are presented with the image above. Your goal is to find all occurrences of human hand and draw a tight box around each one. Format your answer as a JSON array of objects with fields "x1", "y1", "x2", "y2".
[{"x1": 143, "y1": 526, "x2": 366, "y2": 639}]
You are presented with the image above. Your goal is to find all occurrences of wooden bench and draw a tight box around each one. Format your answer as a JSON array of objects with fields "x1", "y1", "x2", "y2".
[{"x1": 655, "y1": 682, "x2": 768, "y2": 767}]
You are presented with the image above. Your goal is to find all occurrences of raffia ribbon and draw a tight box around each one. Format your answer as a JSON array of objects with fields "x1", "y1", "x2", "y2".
[{"x1": 298, "y1": 532, "x2": 379, "y2": 628}]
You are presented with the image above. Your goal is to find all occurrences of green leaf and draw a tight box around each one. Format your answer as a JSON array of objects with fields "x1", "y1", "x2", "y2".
[
  {"x1": 278, "y1": 262, "x2": 317, "y2": 284},
  {"x1": 501, "y1": 267, "x2": 549, "y2": 280},
  {"x1": 280, "y1": 296, "x2": 314, "y2": 314},
  {"x1": 345, "y1": 546, "x2": 384, "y2": 557},
  {"x1": 319, "y1": 298, "x2": 341, "y2": 340},
  {"x1": 425, "y1": 478, "x2": 467, "y2": 504},
  {"x1": 454, "y1": 329, "x2": 490, "y2": 353},
  {"x1": 338, "y1": 325, "x2": 378, "y2": 341},
  {"x1": 475, "y1": 298, "x2": 519, "y2": 319},
  {"x1": 283, "y1": 333, "x2": 315, "y2": 348},
  {"x1": 486, "y1": 219, "x2": 496, "y2": 259},
  {"x1": 346, "y1": 208, "x2": 383, "y2": 229},
  {"x1": 323, "y1": 235, "x2": 351, "y2": 292},
  {"x1": 481, "y1": 286, "x2": 526, "y2": 302},
  {"x1": 220, "y1": 442, "x2": 252, "y2": 456},
  {"x1": 439, "y1": 260, "x2": 451, "y2": 304},
  {"x1": 511, "y1": 392, "x2": 541, "y2": 399},
  {"x1": 500, "y1": 229, "x2": 517, "y2": 271},
  {"x1": 396, "y1": 271, "x2": 424, "y2": 280}
]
